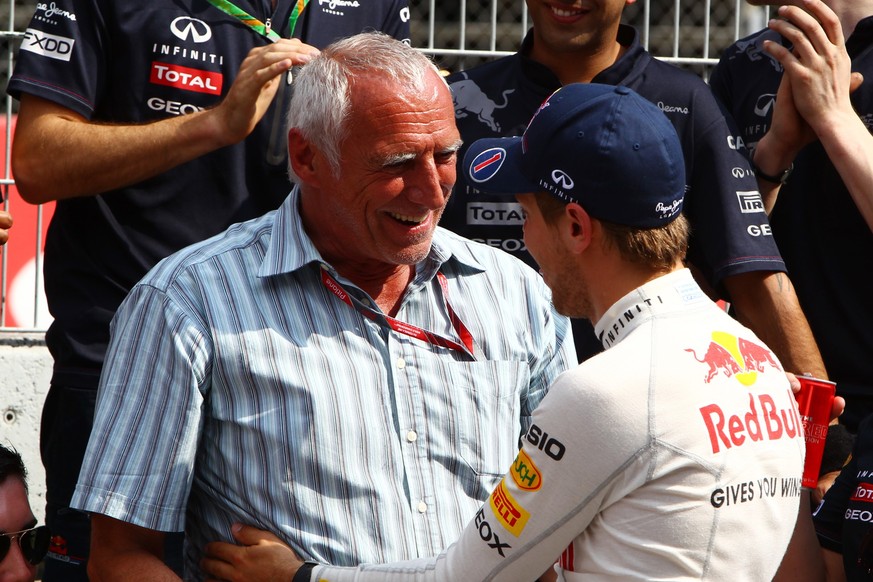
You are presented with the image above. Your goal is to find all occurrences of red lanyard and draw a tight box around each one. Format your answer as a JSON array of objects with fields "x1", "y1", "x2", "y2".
[{"x1": 320, "y1": 266, "x2": 475, "y2": 357}]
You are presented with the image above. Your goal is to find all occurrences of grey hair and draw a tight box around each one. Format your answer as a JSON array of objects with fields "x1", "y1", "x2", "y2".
[{"x1": 286, "y1": 32, "x2": 442, "y2": 182}]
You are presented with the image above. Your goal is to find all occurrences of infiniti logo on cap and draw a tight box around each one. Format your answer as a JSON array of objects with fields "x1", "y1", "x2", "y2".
[{"x1": 551, "y1": 169, "x2": 574, "y2": 189}]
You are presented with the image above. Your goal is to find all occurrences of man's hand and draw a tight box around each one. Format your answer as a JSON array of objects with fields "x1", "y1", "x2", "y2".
[
  {"x1": 763, "y1": 0, "x2": 860, "y2": 138},
  {"x1": 12, "y1": 40, "x2": 319, "y2": 203},
  {"x1": 201, "y1": 524, "x2": 304, "y2": 582},
  {"x1": 207, "y1": 39, "x2": 319, "y2": 148},
  {"x1": 0, "y1": 210, "x2": 11, "y2": 245},
  {"x1": 787, "y1": 372, "x2": 847, "y2": 502},
  {"x1": 786, "y1": 372, "x2": 845, "y2": 423},
  {"x1": 752, "y1": 0, "x2": 865, "y2": 213}
]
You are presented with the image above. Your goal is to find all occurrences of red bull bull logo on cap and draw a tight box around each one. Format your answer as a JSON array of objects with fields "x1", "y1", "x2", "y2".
[{"x1": 685, "y1": 331, "x2": 782, "y2": 386}]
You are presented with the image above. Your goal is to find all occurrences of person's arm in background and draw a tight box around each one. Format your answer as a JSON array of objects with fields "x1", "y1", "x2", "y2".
[
  {"x1": 0, "y1": 210, "x2": 10, "y2": 245},
  {"x1": 723, "y1": 270, "x2": 835, "y2": 504},
  {"x1": 723, "y1": 270, "x2": 827, "y2": 379},
  {"x1": 11, "y1": 39, "x2": 318, "y2": 204},
  {"x1": 88, "y1": 515, "x2": 179, "y2": 582},
  {"x1": 753, "y1": 0, "x2": 870, "y2": 227},
  {"x1": 771, "y1": 490, "x2": 845, "y2": 582}
]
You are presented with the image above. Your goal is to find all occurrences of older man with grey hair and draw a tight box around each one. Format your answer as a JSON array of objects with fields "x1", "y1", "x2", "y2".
[{"x1": 71, "y1": 32, "x2": 574, "y2": 582}]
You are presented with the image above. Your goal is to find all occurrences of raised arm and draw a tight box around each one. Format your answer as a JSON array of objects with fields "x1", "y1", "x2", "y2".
[
  {"x1": 12, "y1": 39, "x2": 317, "y2": 204},
  {"x1": 723, "y1": 270, "x2": 827, "y2": 379},
  {"x1": 754, "y1": 0, "x2": 872, "y2": 229}
]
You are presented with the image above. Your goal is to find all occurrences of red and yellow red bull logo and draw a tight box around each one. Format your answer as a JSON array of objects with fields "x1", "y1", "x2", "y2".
[
  {"x1": 686, "y1": 331, "x2": 782, "y2": 386},
  {"x1": 490, "y1": 479, "x2": 530, "y2": 537}
]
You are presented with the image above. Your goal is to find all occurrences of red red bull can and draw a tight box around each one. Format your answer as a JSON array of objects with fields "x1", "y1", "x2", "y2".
[{"x1": 796, "y1": 376, "x2": 836, "y2": 489}]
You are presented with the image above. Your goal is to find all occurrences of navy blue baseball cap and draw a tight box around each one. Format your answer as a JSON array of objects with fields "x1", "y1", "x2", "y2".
[{"x1": 463, "y1": 83, "x2": 686, "y2": 228}]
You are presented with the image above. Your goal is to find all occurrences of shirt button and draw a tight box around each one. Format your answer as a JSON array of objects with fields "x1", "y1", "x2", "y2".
[
  {"x1": 417, "y1": 501, "x2": 428, "y2": 513},
  {"x1": 396, "y1": 357, "x2": 406, "y2": 370},
  {"x1": 406, "y1": 430, "x2": 418, "y2": 443}
]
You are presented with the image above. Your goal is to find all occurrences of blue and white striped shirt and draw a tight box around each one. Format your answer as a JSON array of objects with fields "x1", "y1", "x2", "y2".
[{"x1": 72, "y1": 188, "x2": 575, "y2": 579}]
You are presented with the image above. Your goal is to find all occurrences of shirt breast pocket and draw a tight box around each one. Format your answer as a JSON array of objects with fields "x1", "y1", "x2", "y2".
[{"x1": 433, "y1": 360, "x2": 525, "y2": 480}]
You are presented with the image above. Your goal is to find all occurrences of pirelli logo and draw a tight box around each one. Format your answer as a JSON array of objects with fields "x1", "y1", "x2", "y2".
[
  {"x1": 489, "y1": 479, "x2": 530, "y2": 537},
  {"x1": 511, "y1": 449, "x2": 542, "y2": 491}
]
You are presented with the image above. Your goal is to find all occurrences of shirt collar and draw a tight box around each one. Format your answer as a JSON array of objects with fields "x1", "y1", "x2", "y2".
[
  {"x1": 258, "y1": 187, "x2": 487, "y2": 280},
  {"x1": 517, "y1": 24, "x2": 646, "y2": 87},
  {"x1": 595, "y1": 268, "x2": 708, "y2": 350},
  {"x1": 591, "y1": 24, "x2": 647, "y2": 85}
]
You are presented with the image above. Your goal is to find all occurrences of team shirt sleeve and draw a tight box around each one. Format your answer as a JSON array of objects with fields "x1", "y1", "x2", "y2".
[{"x1": 7, "y1": 0, "x2": 108, "y2": 118}]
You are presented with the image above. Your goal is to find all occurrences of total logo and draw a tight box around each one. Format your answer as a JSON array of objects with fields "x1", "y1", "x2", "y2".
[
  {"x1": 150, "y1": 62, "x2": 223, "y2": 95},
  {"x1": 851, "y1": 483, "x2": 873, "y2": 503},
  {"x1": 685, "y1": 331, "x2": 782, "y2": 385}
]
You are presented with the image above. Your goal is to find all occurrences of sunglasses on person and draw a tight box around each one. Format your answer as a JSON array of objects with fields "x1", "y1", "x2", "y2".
[{"x1": 0, "y1": 525, "x2": 51, "y2": 565}]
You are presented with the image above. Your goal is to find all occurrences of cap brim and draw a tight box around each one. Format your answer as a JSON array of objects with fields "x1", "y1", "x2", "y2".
[{"x1": 462, "y1": 136, "x2": 541, "y2": 196}]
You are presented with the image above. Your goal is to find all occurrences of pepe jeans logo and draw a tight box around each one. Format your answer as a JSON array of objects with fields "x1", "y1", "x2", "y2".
[
  {"x1": 170, "y1": 17, "x2": 212, "y2": 43},
  {"x1": 551, "y1": 169, "x2": 574, "y2": 189},
  {"x1": 655, "y1": 197, "x2": 683, "y2": 219},
  {"x1": 35, "y1": 3, "x2": 77, "y2": 21}
]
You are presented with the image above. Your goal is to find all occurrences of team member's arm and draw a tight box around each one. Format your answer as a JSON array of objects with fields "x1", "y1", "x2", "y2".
[
  {"x1": 88, "y1": 516, "x2": 180, "y2": 582},
  {"x1": 12, "y1": 39, "x2": 318, "y2": 203},
  {"x1": 723, "y1": 270, "x2": 827, "y2": 379},
  {"x1": 771, "y1": 491, "x2": 833, "y2": 582},
  {"x1": 754, "y1": 0, "x2": 871, "y2": 228},
  {"x1": 0, "y1": 210, "x2": 11, "y2": 245}
]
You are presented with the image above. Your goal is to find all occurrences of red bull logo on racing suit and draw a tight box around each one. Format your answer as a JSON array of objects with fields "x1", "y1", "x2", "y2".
[
  {"x1": 688, "y1": 332, "x2": 799, "y2": 454},
  {"x1": 685, "y1": 331, "x2": 782, "y2": 385}
]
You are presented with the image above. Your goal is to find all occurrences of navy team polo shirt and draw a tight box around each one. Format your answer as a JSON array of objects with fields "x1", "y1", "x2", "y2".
[{"x1": 7, "y1": 0, "x2": 410, "y2": 389}]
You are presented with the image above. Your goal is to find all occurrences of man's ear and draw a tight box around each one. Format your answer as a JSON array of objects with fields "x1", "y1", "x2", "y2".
[
  {"x1": 562, "y1": 202, "x2": 594, "y2": 255},
  {"x1": 288, "y1": 128, "x2": 320, "y2": 185}
]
